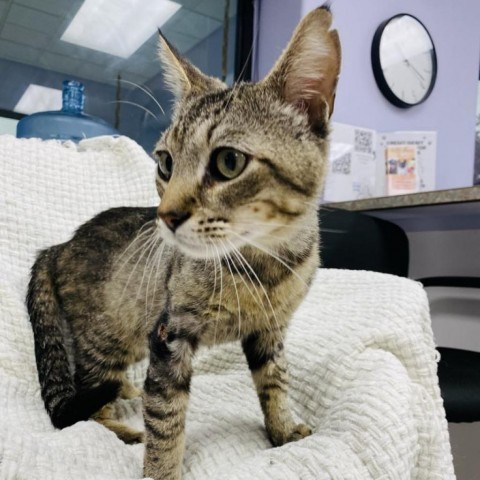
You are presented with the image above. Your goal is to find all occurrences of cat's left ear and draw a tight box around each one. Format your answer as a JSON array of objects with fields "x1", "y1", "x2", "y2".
[
  {"x1": 158, "y1": 32, "x2": 225, "y2": 101},
  {"x1": 263, "y1": 6, "x2": 341, "y2": 127}
]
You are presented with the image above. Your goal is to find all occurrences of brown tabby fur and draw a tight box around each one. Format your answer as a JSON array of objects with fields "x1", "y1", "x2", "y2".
[{"x1": 26, "y1": 7, "x2": 340, "y2": 480}]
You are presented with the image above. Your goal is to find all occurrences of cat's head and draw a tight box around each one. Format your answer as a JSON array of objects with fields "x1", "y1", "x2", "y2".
[{"x1": 154, "y1": 7, "x2": 341, "y2": 259}]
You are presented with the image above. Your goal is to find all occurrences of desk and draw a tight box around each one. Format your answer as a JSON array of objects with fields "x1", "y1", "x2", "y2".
[{"x1": 326, "y1": 186, "x2": 480, "y2": 232}]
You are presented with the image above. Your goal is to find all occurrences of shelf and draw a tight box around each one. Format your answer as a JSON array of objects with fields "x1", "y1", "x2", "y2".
[
  {"x1": 324, "y1": 187, "x2": 480, "y2": 232},
  {"x1": 325, "y1": 186, "x2": 480, "y2": 211}
]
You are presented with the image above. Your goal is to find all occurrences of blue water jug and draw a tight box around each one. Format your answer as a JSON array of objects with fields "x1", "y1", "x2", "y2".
[{"x1": 17, "y1": 80, "x2": 118, "y2": 142}]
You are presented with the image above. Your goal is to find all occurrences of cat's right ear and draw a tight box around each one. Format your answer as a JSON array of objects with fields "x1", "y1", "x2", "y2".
[
  {"x1": 158, "y1": 32, "x2": 225, "y2": 101},
  {"x1": 262, "y1": 6, "x2": 341, "y2": 128}
]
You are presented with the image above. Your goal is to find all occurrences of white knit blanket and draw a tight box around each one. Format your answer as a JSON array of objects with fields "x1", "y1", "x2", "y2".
[{"x1": 0, "y1": 135, "x2": 454, "y2": 479}]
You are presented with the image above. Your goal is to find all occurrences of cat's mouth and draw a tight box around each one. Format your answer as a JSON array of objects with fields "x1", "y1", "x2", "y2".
[
  {"x1": 158, "y1": 211, "x2": 291, "y2": 260},
  {"x1": 173, "y1": 233, "x2": 245, "y2": 259},
  {"x1": 156, "y1": 212, "x2": 245, "y2": 259},
  {"x1": 159, "y1": 223, "x2": 253, "y2": 260}
]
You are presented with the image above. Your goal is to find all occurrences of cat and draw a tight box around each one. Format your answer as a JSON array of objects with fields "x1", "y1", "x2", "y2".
[{"x1": 26, "y1": 6, "x2": 340, "y2": 480}]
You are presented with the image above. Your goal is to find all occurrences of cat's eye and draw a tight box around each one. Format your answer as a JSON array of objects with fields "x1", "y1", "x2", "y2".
[
  {"x1": 156, "y1": 151, "x2": 173, "y2": 181},
  {"x1": 210, "y1": 148, "x2": 248, "y2": 181}
]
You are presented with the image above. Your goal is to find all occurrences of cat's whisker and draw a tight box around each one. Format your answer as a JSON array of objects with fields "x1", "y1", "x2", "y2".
[
  {"x1": 234, "y1": 222, "x2": 320, "y2": 233},
  {"x1": 113, "y1": 235, "x2": 156, "y2": 291},
  {"x1": 202, "y1": 239, "x2": 210, "y2": 273},
  {"x1": 112, "y1": 226, "x2": 158, "y2": 307},
  {"x1": 224, "y1": 43, "x2": 253, "y2": 111},
  {"x1": 147, "y1": 239, "x2": 166, "y2": 322},
  {"x1": 143, "y1": 238, "x2": 160, "y2": 322},
  {"x1": 235, "y1": 42, "x2": 253, "y2": 86},
  {"x1": 226, "y1": 240, "x2": 284, "y2": 341},
  {"x1": 132, "y1": 231, "x2": 158, "y2": 306},
  {"x1": 227, "y1": 242, "x2": 262, "y2": 307},
  {"x1": 109, "y1": 100, "x2": 161, "y2": 123},
  {"x1": 113, "y1": 221, "x2": 155, "y2": 270},
  {"x1": 138, "y1": 233, "x2": 160, "y2": 309},
  {"x1": 225, "y1": 81, "x2": 239, "y2": 112},
  {"x1": 220, "y1": 240, "x2": 242, "y2": 338},
  {"x1": 116, "y1": 231, "x2": 159, "y2": 316},
  {"x1": 231, "y1": 235, "x2": 294, "y2": 265},
  {"x1": 212, "y1": 243, "x2": 223, "y2": 347},
  {"x1": 300, "y1": 199, "x2": 331, "y2": 210},
  {"x1": 119, "y1": 79, "x2": 166, "y2": 115},
  {"x1": 235, "y1": 222, "x2": 344, "y2": 235},
  {"x1": 301, "y1": 200, "x2": 338, "y2": 214},
  {"x1": 318, "y1": 204, "x2": 337, "y2": 212},
  {"x1": 208, "y1": 243, "x2": 218, "y2": 302},
  {"x1": 130, "y1": 238, "x2": 159, "y2": 314},
  {"x1": 226, "y1": 240, "x2": 271, "y2": 323},
  {"x1": 228, "y1": 231, "x2": 309, "y2": 289}
]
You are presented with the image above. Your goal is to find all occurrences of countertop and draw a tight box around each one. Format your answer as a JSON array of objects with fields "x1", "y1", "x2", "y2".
[
  {"x1": 326, "y1": 186, "x2": 480, "y2": 211},
  {"x1": 324, "y1": 186, "x2": 480, "y2": 231}
]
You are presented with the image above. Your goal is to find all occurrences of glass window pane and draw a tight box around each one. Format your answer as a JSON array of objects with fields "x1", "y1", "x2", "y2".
[{"x1": 0, "y1": 0, "x2": 240, "y2": 152}]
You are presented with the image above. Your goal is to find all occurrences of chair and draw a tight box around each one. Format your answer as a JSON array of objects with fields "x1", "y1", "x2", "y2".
[
  {"x1": 0, "y1": 135, "x2": 454, "y2": 478},
  {"x1": 318, "y1": 207, "x2": 480, "y2": 423}
]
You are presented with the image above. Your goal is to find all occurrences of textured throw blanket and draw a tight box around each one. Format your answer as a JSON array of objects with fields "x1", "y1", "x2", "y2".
[{"x1": 0, "y1": 135, "x2": 454, "y2": 479}]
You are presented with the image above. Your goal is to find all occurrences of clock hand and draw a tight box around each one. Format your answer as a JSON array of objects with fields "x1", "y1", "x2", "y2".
[
  {"x1": 406, "y1": 60, "x2": 425, "y2": 82},
  {"x1": 394, "y1": 42, "x2": 425, "y2": 81}
]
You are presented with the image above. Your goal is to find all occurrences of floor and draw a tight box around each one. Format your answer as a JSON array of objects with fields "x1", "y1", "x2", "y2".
[{"x1": 449, "y1": 421, "x2": 480, "y2": 478}]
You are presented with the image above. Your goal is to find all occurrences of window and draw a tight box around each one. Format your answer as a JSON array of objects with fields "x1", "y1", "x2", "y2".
[{"x1": 0, "y1": 0, "x2": 252, "y2": 151}]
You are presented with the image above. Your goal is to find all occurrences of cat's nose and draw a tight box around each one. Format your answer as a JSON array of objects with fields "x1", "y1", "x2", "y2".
[{"x1": 158, "y1": 209, "x2": 191, "y2": 233}]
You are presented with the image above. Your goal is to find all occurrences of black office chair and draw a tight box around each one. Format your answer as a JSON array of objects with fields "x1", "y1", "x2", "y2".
[{"x1": 318, "y1": 207, "x2": 480, "y2": 423}]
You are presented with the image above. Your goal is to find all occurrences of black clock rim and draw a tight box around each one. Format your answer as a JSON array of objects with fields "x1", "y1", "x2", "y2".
[{"x1": 371, "y1": 13, "x2": 438, "y2": 109}]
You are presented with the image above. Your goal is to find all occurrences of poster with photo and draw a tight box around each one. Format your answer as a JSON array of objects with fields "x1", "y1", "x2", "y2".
[
  {"x1": 322, "y1": 123, "x2": 437, "y2": 203},
  {"x1": 378, "y1": 131, "x2": 437, "y2": 195},
  {"x1": 385, "y1": 145, "x2": 418, "y2": 195}
]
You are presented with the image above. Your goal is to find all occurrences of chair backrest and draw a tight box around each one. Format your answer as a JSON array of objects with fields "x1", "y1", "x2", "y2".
[{"x1": 318, "y1": 208, "x2": 409, "y2": 277}]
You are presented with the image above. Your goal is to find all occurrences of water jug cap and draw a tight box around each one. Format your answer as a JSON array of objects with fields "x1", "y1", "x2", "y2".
[{"x1": 62, "y1": 80, "x2": 85, "y2": 114}]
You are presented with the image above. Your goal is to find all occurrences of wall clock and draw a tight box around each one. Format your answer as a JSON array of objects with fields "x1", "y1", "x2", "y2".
[{"x1": 371, "y1": 14, "x2": 437, "y2": 108}]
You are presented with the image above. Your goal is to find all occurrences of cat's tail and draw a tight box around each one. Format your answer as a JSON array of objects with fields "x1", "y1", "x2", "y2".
[{"x1": 26, "y1": 247, "x2": 119, "y2": 429}]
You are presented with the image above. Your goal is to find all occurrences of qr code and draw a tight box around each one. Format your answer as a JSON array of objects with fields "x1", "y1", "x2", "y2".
[
  {"x1": 354, "y1": 129, "x2": 374, "y2": 154},
  {"x1": 332, "y1": 154, "x2": 351, "y2": 175}
]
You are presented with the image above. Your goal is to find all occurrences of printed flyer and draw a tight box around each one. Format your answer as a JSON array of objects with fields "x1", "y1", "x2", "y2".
[{"x1": 323, "y1": 123, "x2": 437, "y2": 202}]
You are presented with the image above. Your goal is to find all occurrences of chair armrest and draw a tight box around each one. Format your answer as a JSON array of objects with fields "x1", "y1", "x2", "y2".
[{"x1": 417, "y1": 277, "x2": 480, "y2": 289}]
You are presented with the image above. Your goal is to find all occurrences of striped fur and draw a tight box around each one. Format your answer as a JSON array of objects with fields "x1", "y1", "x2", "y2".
[{"x1": 26, "y1": 7, "x2": 341, "y2": 480}]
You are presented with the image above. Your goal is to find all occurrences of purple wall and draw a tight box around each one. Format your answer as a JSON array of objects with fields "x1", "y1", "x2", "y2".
[
  {"x1": 254, "y1": 0, "x2": 302, "y2": 81},
  {"x1": 255, "y1": 0, "x2": 480, "y2": 190}
]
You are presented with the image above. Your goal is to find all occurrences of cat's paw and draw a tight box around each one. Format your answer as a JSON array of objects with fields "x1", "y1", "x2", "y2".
[
  {"x1": 287, "y1": 423, "x2": 312, "y2": 443},
  {"x1": 268, "y1": 423, "x2": 313, "y2": 447},
  {"x1": 119, "y1": 382, "x2": 142, "y2": 400},
  {"x1": 122, "y1": 428, "x2": 145, "y2": 444}
]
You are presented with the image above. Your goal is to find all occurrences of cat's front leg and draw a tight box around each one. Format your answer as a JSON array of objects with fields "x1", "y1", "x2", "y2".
[
  {"x1": 242, "y1": 329, "x2": 312, "y2": 446},
  {"x1": 143, "y1": 314, "x2": 197, "y2": 480}
]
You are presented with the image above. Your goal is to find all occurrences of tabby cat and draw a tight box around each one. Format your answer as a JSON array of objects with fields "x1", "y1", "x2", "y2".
[{"x1": 27, "y1": 7, "x2": 340, "y2": 480}]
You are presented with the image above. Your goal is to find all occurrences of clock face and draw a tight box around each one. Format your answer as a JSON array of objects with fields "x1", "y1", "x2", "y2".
[{"x1": 372, "y1": 14, "x2": 437, "y2": 108}]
